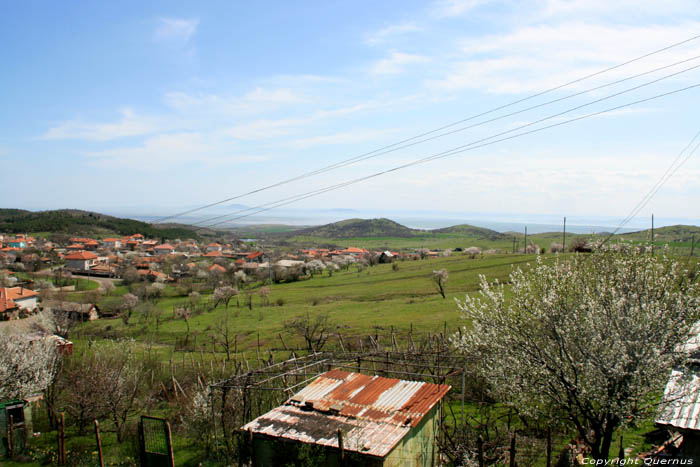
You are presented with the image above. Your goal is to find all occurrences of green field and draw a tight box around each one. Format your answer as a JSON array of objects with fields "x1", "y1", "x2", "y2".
[{"x1": 75, "y1": 253, "x2": 547, "y2": 357}]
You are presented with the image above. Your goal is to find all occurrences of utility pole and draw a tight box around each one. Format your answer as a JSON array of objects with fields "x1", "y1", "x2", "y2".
[
  {"x1": 524, "y1": 226, "x2": 527, "y2": 253},
  {"x1": 691, "y1": 234, "x2": 695, "y2": 257},
  {"x1": 512, "y1": 236, "x2": 516, "y2": 254},
  {"x1": 563, "y1": 217, "x2": 566, "y2": 252},
  {"x1": 651, "y1": 214, "x2": 655, "y2": 255}
]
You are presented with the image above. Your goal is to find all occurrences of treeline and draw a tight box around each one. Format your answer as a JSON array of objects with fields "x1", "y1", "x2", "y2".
[{"x1": 0, "y1": 209, "x2": 199, "y2": 240}]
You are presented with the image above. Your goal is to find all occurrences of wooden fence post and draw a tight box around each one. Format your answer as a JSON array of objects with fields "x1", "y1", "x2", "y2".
[
  {"x1": 165, "y1": 421, "x2": 175, "y2": 467},
  {"x1": 509, "y1": 432, "x2": 516, "y2": 467},
  {"x1": 8, "y1": 414, "x2": 14, "y2": 458},
  {"x1": 94, "y1": 420, "x2": 104, "y2": 467}
]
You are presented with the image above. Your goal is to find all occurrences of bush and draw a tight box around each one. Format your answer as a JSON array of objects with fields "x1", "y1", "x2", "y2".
[{"x1": 276, "y1": 297, "x2": 285, "y2": 306}]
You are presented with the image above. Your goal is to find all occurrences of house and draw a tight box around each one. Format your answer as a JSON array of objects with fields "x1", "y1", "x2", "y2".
[
  {"x1": 246, "y1": 251, "x2": 265, "y2": 263},
  {"x1": 154, "y1": 243, "x2": 175, "y2": 256},
  {"x1": 208, "y1": 264, "x2": 226, "y2": 274},
  {"x1": 102, "y1": 238, "x2": 122, "y2": 249},
  {"x1": 2, "y1": 287, "x2": 39, "y2": 311},
  {"x1": 0, "y1": 287, "x2": 39, "y2": 320},
  {"x1": 43, "y1": 300, "x2": 99, "y2": 321},
  {"x1": 343, "y1": 247, "x2": 369, "y2": 257},
  {"x1": 5, "y1": 238, "x2": 26, "y2": 249},
  {"x1": 207, "y1": 242, "x2": 223, "y2": 252},
  {"x1": 83, "y1": 239, "x2": 100, "y2": 251},
  {"x1": 655, "y1": 327, "x2": 700, "y2": 462},
  {"x1": 378, "y1": 251, "x2": 396, "y2": 263},
  {"x1": 242, "y1": 370, "x2": 450, "y2": 466},
  {"x1": 204, "y1": 250, "x2": 223, "y2": 258},
  {"x1": 64, "y1": 251, "x2": 98, "y2": 272}
]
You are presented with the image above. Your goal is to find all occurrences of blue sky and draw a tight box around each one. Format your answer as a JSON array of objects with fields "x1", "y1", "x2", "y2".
[{"x1": 2, "y1": 0, "x2": 700, "y2": 227}]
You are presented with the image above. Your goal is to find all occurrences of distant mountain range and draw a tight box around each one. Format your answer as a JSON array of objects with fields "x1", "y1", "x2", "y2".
[{"x1": 3, "y1": 209, "x2": 699, "y2": 246}]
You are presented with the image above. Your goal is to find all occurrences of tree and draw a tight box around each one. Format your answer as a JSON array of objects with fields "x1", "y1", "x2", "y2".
[
  {"x1": 287, "y1": 312, "x2": 333, "y2": 352},
  {"x1": 452, "y1": 246, "x2": 700, "y2": 461},
  {"x1": 213, "y1": 286, "x2": 238, "y2": 310},
  {"x1": 0, "y1": 314, "x2": 60, "y2": 400},
  {"x1": 432, "y1": 269, "x2": 448, "y2": 299},
  {"x1": 210, "y1": 312, "x2": 236, "y2": 360},
  {"x1": 60, "y1": 340, "x2": 151, "y2": 441}
]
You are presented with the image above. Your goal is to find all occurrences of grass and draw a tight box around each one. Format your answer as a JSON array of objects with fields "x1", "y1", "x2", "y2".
[{"x1": 75, "y1": 253, "x2": 549, "y2": 359}]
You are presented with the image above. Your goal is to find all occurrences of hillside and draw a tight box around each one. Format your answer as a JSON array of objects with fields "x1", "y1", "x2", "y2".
[
  {"x1": 0, "y1": 208, "x2": 203, "y2": 240},
  {"x1": 289, "y1": 218, "x2": 420, "y2": 238},
  {"x1": 619, "y1": 224, "x2": 700, "y2": 244},
  {"x1": 433, "y1": 224, "x2": 509, "y2": 241}
]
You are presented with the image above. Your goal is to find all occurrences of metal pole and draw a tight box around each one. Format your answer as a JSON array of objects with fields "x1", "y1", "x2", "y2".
[{"x1": 94, "y1": 420, "x2": 104, "y2": 467}]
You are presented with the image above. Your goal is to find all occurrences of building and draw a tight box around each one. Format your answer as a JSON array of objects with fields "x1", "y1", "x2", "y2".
[
  {"x1": 655, "y1": 327, "x2": 700, "y2": 462},
  {"x1": 0, "y1": 287, "x2": 40, "y2": 320},
  {"x1": 64, "y1": 251, "x2": 98, "y2": 272},
  {"x1": 102, "y1": 238, "x2": 122, "y2": 249},
  {"x1": 242, "y1": 370, "x2": 450, "y2": 466},
  {"x1": 154, "y1": 243, "x2": 175, "y2": 256}
]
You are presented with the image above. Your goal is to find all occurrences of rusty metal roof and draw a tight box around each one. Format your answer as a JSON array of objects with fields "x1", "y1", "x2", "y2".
[{"x1": 241, "y1": 370, "x2": 450, "y2": 458}]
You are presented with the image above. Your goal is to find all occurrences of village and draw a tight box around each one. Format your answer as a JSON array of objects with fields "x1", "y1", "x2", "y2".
[{"x1": 0, "y1": 230, "x2": 421, "y2": 321}]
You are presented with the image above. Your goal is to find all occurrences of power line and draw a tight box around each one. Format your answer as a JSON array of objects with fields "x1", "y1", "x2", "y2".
[
  {"x1": 600, "y1": 127, "x2": 700, "y2": 245},
  {"x1": 195, "y1": 64, "x2": 700, "y2": 227},
  {"x1": 154, "y1": 33, "x2": 700, "y2": 224},
  {"x1": 191, "y1": 54, "x2": 700, "y2": 228},
  {"x1": 202, "y1": 82, "x2": 700, "y2": 228}
]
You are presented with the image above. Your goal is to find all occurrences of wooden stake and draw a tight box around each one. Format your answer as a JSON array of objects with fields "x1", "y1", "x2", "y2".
[
  {"x1": 95, "y1": 419, "x2": 104, "y2": 467},
  {"x1": 337, "y1": 428, "x2": 344, "y2": 462},
  {"x1": 8, "y1": 414, "x2": 14, "y2": 458}
]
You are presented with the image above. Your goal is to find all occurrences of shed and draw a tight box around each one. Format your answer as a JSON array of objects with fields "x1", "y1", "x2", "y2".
[
  {"x1": 655, "y1": 325, "x2": 700, "y2": 462},
  {"x1": 241, "y1": 370, "x2": 450, "y2": 466},
  {"x1": 0, "y1": 399, "x2": 31, "y2": 456}
]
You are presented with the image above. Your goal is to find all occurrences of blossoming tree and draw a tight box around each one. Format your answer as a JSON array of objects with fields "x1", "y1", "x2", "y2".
[{"x1": 452, "y1": 246, "x2": 700, "y2": 460}]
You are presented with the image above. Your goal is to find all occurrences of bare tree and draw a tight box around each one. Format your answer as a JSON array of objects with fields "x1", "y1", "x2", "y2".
[
  {"x1": 287, "y1": 312, "x2": 333, "y2": 352},
  {"x1": 210, "y1": 312, "x2": 236, "y2": 360},
  {"x1": 176, "y1": 306, "x2": 192, "y2": 345},
  {"x1": 452, "y1": 246, "x2": 700, "y2": 461},
  {"x1": 432, "y1": 269, "x2": 448, "y2": 299},
  {"x1": 60, "y1": 340, "x2": 151, "y2": 441},
  {"x1": 259, "y1": 287, "x2": 270, "y2": 307}
]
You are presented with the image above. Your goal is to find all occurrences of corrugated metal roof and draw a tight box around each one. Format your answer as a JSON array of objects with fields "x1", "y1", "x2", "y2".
[
  {"x1": 657, "y1": 367, "x2": 700, "y2": 431},
  {"x1": 241, "y1": 370, "x2": 450, "y2": 458}
]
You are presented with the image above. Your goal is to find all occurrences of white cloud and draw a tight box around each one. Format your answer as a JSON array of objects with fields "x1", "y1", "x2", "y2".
[
  {"x1": 84, "y1": 133, "x2": 265, "y2": 170},
  {"x1": 433, "y1": 0, "x2": 489, "y2": 17},
  {"x1": 164, "y1": 87, "x2": 304, "y2": 115},
  {"x1": 225, "y1": 103, "x2": 375, "y2": 140},
  {"x1": 371, "y1": 52, "x2": 431, "y2": 75},
  {"x1": 429, "y1": 22, "x2": 700, "y2": 94},
  {"x1": 286, "y1": 129, "x2": 398, "y2": 150},
  {"x1": 42, "y1": 109, "x2": 161, "y2": 141},
  {"x1": 154, "y1": 18, "x2": 199, "y2": 43},
  {"x1": 366, "y1": 23, "x2": 422, "y2": 45}
]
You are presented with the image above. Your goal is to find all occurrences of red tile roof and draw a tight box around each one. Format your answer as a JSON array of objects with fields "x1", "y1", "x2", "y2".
[
  {"x1": 154, "y1": 243, "x2": 174, "y2": 250},
  {"x1": 64, "y1": 251, "x2": 98, "y2": 260},
  {"x1": 246, "y1": 251, "x2": 264, "y2": 260}
]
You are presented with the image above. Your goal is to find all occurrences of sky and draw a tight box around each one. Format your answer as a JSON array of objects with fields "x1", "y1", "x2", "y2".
[{"x1": 2, "y1": 0, "x2": 700, "y2": 228}]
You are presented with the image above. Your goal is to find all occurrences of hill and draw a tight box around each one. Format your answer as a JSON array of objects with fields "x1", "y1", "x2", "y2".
[
  {"x1": 290, "y1": 218, "x2": 419, "y2": 238},
  {"x1": 432, "y1": 224, "x2": 508, "y2": 241},
  {"x1": 0, "y1": 208, "x2": 203, "y2": 240},
  {"x1": 619, "y1": 224, "x2": 700, "y2": 244}
]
